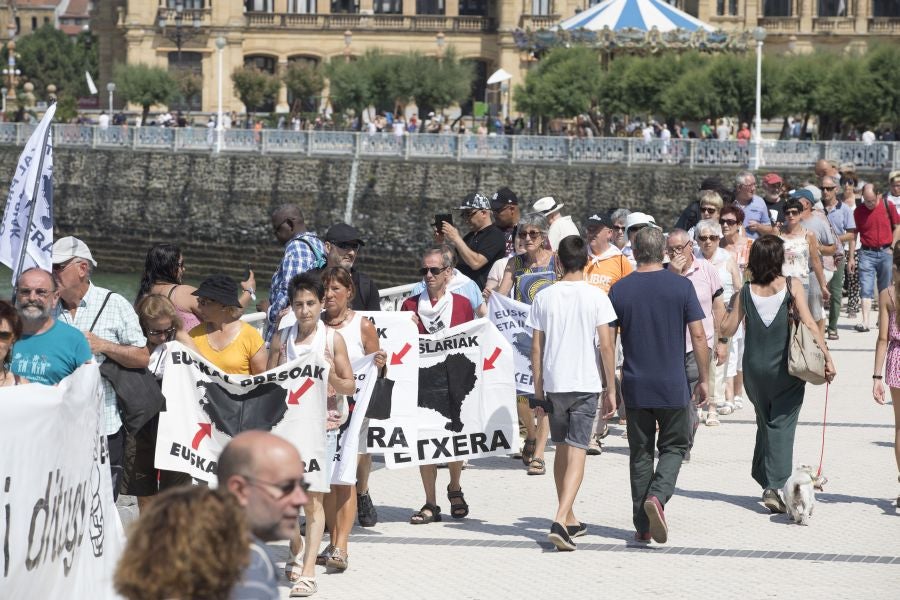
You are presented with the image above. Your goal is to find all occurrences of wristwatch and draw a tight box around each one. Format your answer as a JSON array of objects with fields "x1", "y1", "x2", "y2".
[
  {"x1": 718, "y1": 337, "x2": 729, "y2": 344},
  {"x1": 873, "y1": 375, "x2": 883, "y2": 380}
]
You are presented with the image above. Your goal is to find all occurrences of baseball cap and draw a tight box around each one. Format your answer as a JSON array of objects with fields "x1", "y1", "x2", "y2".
[
  {"x1": 191, "y1": 274, "x2": 242, "y2": 308},
  {"x1": 490, "y1": 187, "x2": 518, "y2": 210},
  {"x1": 624, "y1": 212, "x2": 659, "y2": 233},
  {"x1": 457, "y1": 192, "x2": 490, "y2": 211},
  {"x1": 532, "y1": 196, "x2": 565, "y2": 217},
  {"x1": 803, "y1": 184, "x2": 822, "y2": 203},
  {"x1": 761, "y1": 173, "x2": 783, "y2": 186},
  {"x1": 789, "y1": 188, "x2": 816, "y2": 205},
  {"x1": 51, "y1": 236, "x2": 97, "y2": 266},
  {"x1": 586, "y1": 213, "x2": 610, "y2": 228},
  {"x1": 325, "y1": 223, "x2": 365, "y2": 246}
]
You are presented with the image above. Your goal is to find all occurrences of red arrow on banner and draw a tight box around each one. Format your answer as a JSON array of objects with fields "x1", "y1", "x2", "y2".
[
  {"x1": 391, "y1": 342, "x2": 412, "y2": 365},
  {"x1": 483, "y1": 347, "x2": 502, "y2": 371},
  {"x1": 192, "y1": 423, "x2": 211, "y2": 450},
  {"x1": 288, "y1": 378, "x2": 315, "y2": 405}
]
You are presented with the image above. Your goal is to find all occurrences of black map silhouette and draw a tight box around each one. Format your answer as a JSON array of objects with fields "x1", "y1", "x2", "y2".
[
  {"x1": 197, "y1": 381, "x2": 288, "y2": 437},
  {"x1": 418, "y1": 353, "x2": 478, "y2": 433},
  {"x1": 512, "y1": 332, "x2": 533, "y2": 362}
]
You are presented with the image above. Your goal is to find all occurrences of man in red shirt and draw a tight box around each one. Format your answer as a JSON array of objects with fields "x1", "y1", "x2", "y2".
[
  {"x1": 401, "y1": 247, "x2": 474, "y2": 525},
  {"x1": 852, "y1": 183, "x2": 900, "y2": 331}
]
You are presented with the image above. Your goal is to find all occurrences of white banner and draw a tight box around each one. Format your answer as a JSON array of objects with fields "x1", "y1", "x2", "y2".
[
  {"x1": 358, "y1": 311, "x2": 420, "y2": 454},
  {"x1": 380, "y1": 318, "x2": 518, "y2": 468},
  {"x1": 330, "y1": 354, "x2": 377, "y2": 485},
  {"x1": 487, "y1": 293, "x2": 535, "y2": 394},
  {"x1": 0, "y1": 364, "x2": 123, "y2": 598},
  {"x1": 155, "y1": 343, "x2": 331, "y2": 492},
  {"x1": 0, "y1": 103, "x2": 55, "y2": 285}
]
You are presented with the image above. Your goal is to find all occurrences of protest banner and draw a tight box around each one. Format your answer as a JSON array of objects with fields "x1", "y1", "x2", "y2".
[
  {"x1": 330, "y1": 354, "x2": 377, "y2": 485},
  {"x1": 377, "y1": 318, "x2": 518, "y2": 467},
  {"x1": 487, "y1": 293, "x2": 535, "y2": 394},
  {"x1": 155, "y1": 343, "x2": 331, "y2": 492},
  {"x1": 0, "y1": 365, "x2": 124, "y2": 598},
  {"x1": 0, "y1": 103, "x2": 55, "y2": 285},
  {"x1": 357, "y1": 311, "x2": 420, "y2": 454}
]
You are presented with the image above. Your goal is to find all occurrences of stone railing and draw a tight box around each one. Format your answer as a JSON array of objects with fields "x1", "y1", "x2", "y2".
[
  {"x1": 757, "y1": 16, "x2": 800, "y2": 33},
  {"x1": 519, "y1": 14, "x2": 560, "y2": 30},
  {"x1": 869, "y1": 17, "x2": 900, "y2": 33},
  {"x1": 245, "y1": 12, "x2": 495, "y2": 32},
  {"x1": 5, "y1": 124, "x2": 896, "y2": 171},
  {"x1": 812, "y1": 17, "x2": 857, "y2": 33}
]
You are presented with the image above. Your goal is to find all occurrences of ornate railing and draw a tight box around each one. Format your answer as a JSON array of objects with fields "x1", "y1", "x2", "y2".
[
  {"x1": 245, "y1": 12, "x2": 495, "y2": 32},
  {"x1": 869, "y1": 17, "x2": 900, "y2": 33},
  {"x1": 4, "y1": 124, "x2": 900, "y2": 170}
]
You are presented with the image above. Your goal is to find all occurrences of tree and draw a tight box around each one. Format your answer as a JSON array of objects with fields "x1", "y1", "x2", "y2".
[
  {"x1": 282, "y1": 61, "x2": 324, "y2": 114},
  {"x1": 10, "y1": 24, "x2": 97, "y2": 101},
  {"x1": 174, "y1": 71, "x2": 203, "y2": 114},
  {"x1": 231, "y1": 66, "x2": 281, "y2": 116},
  {"x1": 515, "y1": 47, "x2": 604, "y2": 130},
  {"x1": 397, "y1": 48, "x2": 474, "y2": 116},
  {"x1": 114, "y1": 63, "x2": 177, "y2": 124}
]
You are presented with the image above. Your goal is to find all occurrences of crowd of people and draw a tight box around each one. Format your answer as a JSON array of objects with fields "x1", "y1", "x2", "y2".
[{"x1": 3, "y1": 158, "x2": 900, "y2": 597}]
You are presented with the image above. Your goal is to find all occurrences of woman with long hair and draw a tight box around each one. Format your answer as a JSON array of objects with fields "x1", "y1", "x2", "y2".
[
  {"x1": 721, "y1": 235, "x2": 835, "y2": 513},
  {"x1": 136, "y1": 243, "x2": 256, "y2": 331},
  {"x1": 0, "y1": 300, "x2": 24, "y2": 386},
  {"x1": 779, "y1": 197, "x2": 829, "y2": 325},
  {"x1": 841, "y1": 176, "x2": 862, "y2": 317},
  {"x1": 871, "y1": 243, "x2": 900, "y2": 507}
]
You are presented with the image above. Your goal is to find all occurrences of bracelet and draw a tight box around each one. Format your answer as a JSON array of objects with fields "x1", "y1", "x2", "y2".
[
  {"x1": 718, "y1": 337, "x2": 729, "y2": 344},
  {"x1": 873, "y1": 375, "x2": 883, "y2": 380}
]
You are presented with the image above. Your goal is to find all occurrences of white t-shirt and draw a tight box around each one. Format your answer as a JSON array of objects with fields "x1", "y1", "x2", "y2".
[
  {"x1": 548, "y1": 216, "x2": 580, "y2": 251},
  {"x1": 526, "y1": 280, "x2": 617, "y2": 394}
]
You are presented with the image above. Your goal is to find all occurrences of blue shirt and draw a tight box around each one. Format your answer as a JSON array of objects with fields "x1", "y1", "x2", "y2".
[
  {"x1": 11, "y1": 319, "x2": 92, "y2": 385},
  {"x1": 608, "y1": 269, "x2": 705, "y2": 409},
  {"x1": 740, "y1": 195, "x2": 772, "y2": 240},
  {"x1": 231, "y1": 537, "x2": 279, "y2": 600},
  {"x1": 826, "y1": 202, "x2": 855, "y2": 237},
  {"x1": 267, "y1": 232, "x2": 326, "y2": 342}
]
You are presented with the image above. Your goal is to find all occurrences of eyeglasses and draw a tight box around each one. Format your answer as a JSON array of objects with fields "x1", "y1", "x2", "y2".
[
  {"x1": 52, "y1": 259, "x2": 77, "y2": 272},
  {"x1": 147, "y1": 326, "x2": 177, "y2": 338},
  {"x1": 0, "y1": 331, "x2": 14, "y2": 342},
  {"x1": 740, "y1": 182, "x2": 757, "y2": 189},
  {"x1": 244, "y1": 475, "x2": 310, "y2": 500},
  {"x1": 719, "y1": 218, "x2": 738, "y2": 226},
  {"x1": 666, "y1": 242, "x2": 692, "y2": 255},
  {"x1": 461, "y1": 210, "x2": 479, "y2": 220},
  {"x1": 697, "y1": 235, "x2": 720, "y2": 242},
  {"x1": 16, "y1": 287, "x2": 53, "y2": 298},
  {"x1": 821, "y1": 186, "x2": 837, "y2": 192},
  {"x1": 419, "y1": 266, "x2": 449, "y2": 277},
  {"x1": 699, "y1": 206, "x2": 718, "y2": 214},
  {"x1": 517, "y1": 230, "x2": 543, "y2": 240},
  {"x1": 334, "y1": 241, "x2": 361, "y2": 251},
  {"x1": 784, "y1": 209, "x2": 801, "y2": 216}
]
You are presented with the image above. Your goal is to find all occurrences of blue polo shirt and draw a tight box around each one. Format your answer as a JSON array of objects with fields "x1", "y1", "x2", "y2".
[
  {"x1": 740, "y1": 195, "x2": 772, "y2": 240},
  {"x1": 11, "y1": 319, "x2": 92, "y2": 385}
]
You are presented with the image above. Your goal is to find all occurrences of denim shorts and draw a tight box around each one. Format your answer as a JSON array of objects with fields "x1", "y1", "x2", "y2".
[
  {"x1": 546, "y1": 392, "x2": 598, "y2": 450},
  {"x1": 858, "y1": 248, "x2": 893, "y2": 299}
]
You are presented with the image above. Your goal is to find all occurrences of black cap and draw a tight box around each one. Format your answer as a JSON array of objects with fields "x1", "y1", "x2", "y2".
[
  {"x1": 325, "y1": 223, "x2": 365, "y2": 246},
  {"x1": 192, "y1": 274, "x2": 242, "y2": 308},
  {"x1": 490, "y1": 187, "x2": 519, "y2": 210},
  {"x1": 699, "y1": 176, "x2": 724, "y2": 191},
  {"x1": 586, "y1": 213, "x2": 610, "y2": 228}
]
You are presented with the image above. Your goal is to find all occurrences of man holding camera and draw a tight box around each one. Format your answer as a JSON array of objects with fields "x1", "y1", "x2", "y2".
[{"x1": 436, "y1": 192, "x2": 506, "y2": 290}]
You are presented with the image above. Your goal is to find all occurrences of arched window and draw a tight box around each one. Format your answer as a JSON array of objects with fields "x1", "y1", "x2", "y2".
[
  {"x1": 287, "y1": 56, "x2": 322, "y2": 113},
  {"x1": 167, "y1": 51, "x2": 203, "y2": 112}
]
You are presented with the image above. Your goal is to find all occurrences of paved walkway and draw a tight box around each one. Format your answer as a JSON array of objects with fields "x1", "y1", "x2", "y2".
[{"x1": 262, "y1": 315, "x2": 897, "y2": 599}]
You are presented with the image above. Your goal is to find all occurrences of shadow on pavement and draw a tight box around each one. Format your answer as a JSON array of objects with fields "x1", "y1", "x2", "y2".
[
  {"x1": 676, "y1": 487, "x2": 767, "y2": 512},
  {"x1": 817, "y1": 492, "x2": 898, "y2": 515}
]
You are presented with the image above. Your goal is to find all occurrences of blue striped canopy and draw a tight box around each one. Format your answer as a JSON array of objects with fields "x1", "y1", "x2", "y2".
[{"x1": 559, "y1": 0, "x2": 715, "y2": 33}]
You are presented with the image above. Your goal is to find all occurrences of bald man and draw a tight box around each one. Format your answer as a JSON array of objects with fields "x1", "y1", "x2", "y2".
[
  {"x1": 814, "y1": 159, "x2": 840, "y2": 183},
  {"x1": 219, "y1": 431, "x2": 308, "y2": 600}
]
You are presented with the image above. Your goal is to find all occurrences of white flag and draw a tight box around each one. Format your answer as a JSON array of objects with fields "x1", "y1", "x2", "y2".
[
  {"x1": 0, "y1": 103, "x2": 55, "y2": 285},
  {"x1": 838, "y1": 0, "x2": 846, "y2": 17},
  {"x1": 85, "y1": 70, "x2": 98, "y2": 95}
]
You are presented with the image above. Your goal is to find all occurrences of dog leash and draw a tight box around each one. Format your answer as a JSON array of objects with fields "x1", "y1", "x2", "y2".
[{"x1": 815, "y1": 382, "x2": 829, "y2": 479}]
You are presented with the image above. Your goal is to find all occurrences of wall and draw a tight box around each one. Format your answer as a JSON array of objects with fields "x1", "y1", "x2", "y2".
[{"x1": 0, "y1": 146, "x2": 886, "y2": 289}]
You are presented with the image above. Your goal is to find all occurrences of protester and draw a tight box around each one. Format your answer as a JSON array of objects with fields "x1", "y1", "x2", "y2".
[
  {"x1": 318, "y1": 267, "x2": 387, "y2": 570},
  {"x1": 410, "y1": 244, "x2": 485, "y2": 317},
  {"x1": 266, "y1": 274, "x2": 355, "y2": 597},
  {"x1": 52, "y1": 236, "x2": 149, "y2": 499},
  {"x1": 528, "y1": 235, "x2": 617, "y2": 551},
  {"x1": 490, "y1": 187, "x2": 521, "y2": 257},
  {"x1": 485, "y1": 214, "x2": 556, "y2": 475},
  {"x1": 114, "y1": 486, "x2": 251, "y2": 600},
  {"x1": 824, "y1": 176, "x2": 857, "y2": 340},
  {"x1": 871, "y1": 244, "x2": 900, "y2": 508},
  {"x1": 266, "y1": 204, "x2": 327, "y2": 341},
  {"x1": 609, "y1": 227, "x2": 709, "y2": 544},
  {"x1": 401, "y1": 247, "x2": 475, "y2": 523},
  {"x1": 323, "y1": 224, "x2": 380, "y2": 311},
  {"x1": 218, "y1": 430, "x2": 311, "y2": 599},
  {"x1": 675, "y1": 177, "x2": 727, "y2": 232},
  {"x1": 609, "y1": 208, "x2": 632, "y2": 256},
  {"x1": 734, "y1": 171, "x2": 773, "y2": 240},
  {"x1": 436, "y1": 192, "x2": 505, "y2": 290},
  {"x1": 720, "y1": 235, "x2": 835, "y2": 514},
  {"x1": 531, "y1": 196, "x2": 580, "y2": 251},
  {"x1": 11, "y1": 268, "x2": 90, "y2": 385},
  {"x1": 0, "y1": 300, "x2": 23, "y2": 386},
  {"x1": 853, "y1": 183, "x2": 899, "y2": 332},
  {"x1": 583, "y1": 213, "x2": 633, "y2": 294},
  {"x1": 189, "y1": 275, "x2": 266, "y2": 375}
]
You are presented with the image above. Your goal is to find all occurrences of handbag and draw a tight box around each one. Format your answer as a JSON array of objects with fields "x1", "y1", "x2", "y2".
[
  {"x1": 366, "y1": 368, "x2": 394, "y2": 420},
  {"x1": 785, "y1": 277, "x2": 827, "y2": 385}
]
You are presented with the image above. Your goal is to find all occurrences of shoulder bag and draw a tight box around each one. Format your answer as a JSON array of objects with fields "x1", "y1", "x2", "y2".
[{"x1": 785, "y1": 277, "x2": 827, "y2": 385}]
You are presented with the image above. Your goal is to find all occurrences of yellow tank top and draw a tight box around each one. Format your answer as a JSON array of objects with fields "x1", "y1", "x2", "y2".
[{"x1": 188, "y1": 322, "x2": 264, "y2": 375}]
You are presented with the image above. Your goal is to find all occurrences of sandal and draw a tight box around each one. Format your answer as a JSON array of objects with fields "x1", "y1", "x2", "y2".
[
  {"x1": 521, "y1": 438, "x2": 536, "y2": 465},
  {"x1": 447, "y1": 484, "x2": 469, "y2": 519},
  {"x1": 409, "y1": 503, "x2": 441, "y2": 524},
  {"x1": 827, "y1": 330, "x2": 839, "y2": 340},
  {"x1": 285, "y1": 554, "x2": 304, "y2": 583},
  {"x1": 705, "y1": 411, "x2": 720, "y2": 426},
  {"x1": 527, "y1": 457, "x2": 546, "y2": 475},
  {"x1": 326, "y1": 547, "x2": 349, "y2": 572},
  {"x1": 854, "y1": 324, "x2": 870, "y2": 332},
  {"x1": 315, "y1": 543, "x2": 334, "y2": 567},
  {"x1": 717, "y1": 401, "x2": 735, "y2": 416},
  {"x1": 290, "y1": 576, "x2": 317, "y2": 598}
]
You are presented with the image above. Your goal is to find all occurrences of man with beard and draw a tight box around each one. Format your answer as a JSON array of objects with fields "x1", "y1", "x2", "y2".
[
  {"x1": 323, "y1": 223, "x2": 380, "y2": 311},
  {"x1": 11, "y1": 268, "x2": 91, "y2": 384}
]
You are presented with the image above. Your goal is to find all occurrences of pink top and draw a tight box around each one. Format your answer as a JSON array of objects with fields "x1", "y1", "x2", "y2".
[
  {"x1": 166, "y1": 285, "x2": 201, "y2": 331},
  {"x1": 682, "y1": 257, "x2": 723, "y2": 354}
]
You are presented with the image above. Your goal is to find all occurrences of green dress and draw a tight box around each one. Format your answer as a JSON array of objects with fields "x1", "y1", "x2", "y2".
[{"x1": 740, "y1": 281, "x2": 806, "y2": 490}]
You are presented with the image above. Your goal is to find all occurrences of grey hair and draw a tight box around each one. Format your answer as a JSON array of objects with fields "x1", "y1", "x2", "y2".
[
  {"x1": 424, "y1": 246, "x2": 452, "y2": 269},
  {"x1": 435, "y1": 243, "x2": 457, "y2": 268},
  {"x1": 667, "y1": 228, "x2": 690, "y2": 245},
  {"x1": 609, "y1": 208, "x2": 631, "y2": 224},
  {"x1": 633, "y1": 227, "x2": 665, "y2": 266},
  {"x1": 821, "y1": 175, "x2": 837, "y2": 187},
  {"x1": 517, "y1": 213, "x2": 549, "y2": 234},
  {"x1": 694, "y1": 219, "x2": 722, "y2": 239},
  {"x1": 17, "y1": 267, "x2": 57, "y2": 291},
  {"x1": 734, "y1": 170, "x2": 755, "y2": 188}
]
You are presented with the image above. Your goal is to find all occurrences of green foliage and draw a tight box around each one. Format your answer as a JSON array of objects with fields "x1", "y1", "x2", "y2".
[
  {"x1": 408, "y1": 48, "x2": 474, "y2": 114},
  {"x1": 515, "y1": 47, "x2": 604, "y2": 119},
  {"x1": 113, "y1": 63, "x2": 177, "y2": 123},
  {"x1": 9, "y1": 24, "x2": 97, "y2": 100},
  {"x1": 55, "y1": 94, "x2": 79, "y2": 123},
  {"x1": 174, "y1": 71, "x2": 203, "y2": 113},
  {"x1": 231, "y1": 66, "x2": 281, "y2": 115},
  {"x1": 283, "y1": 61, "x2": 325, "y2": 111}
]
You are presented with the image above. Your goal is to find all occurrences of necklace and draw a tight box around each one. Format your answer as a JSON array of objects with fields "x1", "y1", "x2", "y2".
[{"x1": 324, "y1": 309, "x2": 351, "y2": 328}]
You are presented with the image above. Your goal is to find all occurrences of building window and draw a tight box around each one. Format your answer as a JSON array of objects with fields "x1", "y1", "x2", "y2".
[
  {"x1": 43, "y1": 17, "x2": 50, "y2": 25},
  {"x1": 169, "y1": 0, "x2": 205, "y2": 8},
  {"x1": 167, "y1": 51, "x2": 203, "y2": 112},
  {"x1": 817, "y1": 0, "x2": 847, "y2": 16},
  {"x1": 31, "y1": 17, "x2": 37, "y2": 30},
  {"x1": 245, "y1": 0, "x2": 274, "y2": 12},
  {"x1": 716, "y1": 0, "x2": 738, "y2": 15},
  {"x1": 288, "y1": 0, "x2": 316, "y2": 12},
  {"x1": 244, "y1": 55, "x2": 278, "y2": 73},
  {"x1": 416, "y1": 0, "x2": 444, "y2": 14},
  {"x1": 458, "y1": 0, "x2": 487, "y2": 16},
  {"x1": 14, "y1": 16, "x2": 19, "y2": 33},
  {"x1": 331, "y1": 0, "x2": 359, "y2": 13},
  {"x1": 374, "y1": 0, "x2": 402, "y2": 13},
  {"x1": 530, "y1": 0, "x2": 552, "y2": 16},
  {"x1": 763, "y1": 0, "x2": 792, "y2": 16},
  {"x1": 873, "y1": 1, "x2": 900, "y2": 17}
]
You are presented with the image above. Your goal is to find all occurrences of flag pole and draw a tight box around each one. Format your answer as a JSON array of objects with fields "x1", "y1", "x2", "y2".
[{"x1": 12, "y1": 103, "x2": 54, "y2": 286}]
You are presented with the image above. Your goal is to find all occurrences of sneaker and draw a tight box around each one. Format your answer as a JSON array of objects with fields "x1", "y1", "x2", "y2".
[
  {"x1": 587, "y1": 437, "x2": 602, "y2": 456},
  {"x1": 357, "y1": 491, "x2": 378, "y2": 527},
  {"x1": 633, "y1": 531, "x2": 652, "y2": 544},
  {"x1": 643, "y1": 496, "x2": 668, "y2": 544},
  {"x1": 733, "y1": 396, "x2": 744, "y2": 410},
  {"x1": 762, "y1": 488, "x2": 787, "y2": 514},
  {"x1": 567, "y1": 522, "x2": 587, "y2": 538},
  {"x1": 547, "y1": 522, "x2": 576, "y2": 551}
]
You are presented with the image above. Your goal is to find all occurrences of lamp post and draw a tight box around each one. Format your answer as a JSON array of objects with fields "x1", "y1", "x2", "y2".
[
  {"x1": 343, "y1": 30, "x2": 352, "y2": 63},
  {"x1": 158, "y1": 0, "x2": 201, "y2": 69},
  {"x1": 751, "y1": 26, "x2": 766, "y2": 171},
  {"x1": 4, "y1": 39, "x2": 20, "y2": 110},
  {"x1": 106, "y1": 82, "x2": 116, "y2": 114},
  {"x1": 215, "y1": 36, "x2": 226, "y2": 153},
  {"x1": 436, "y1": 31, "x2": 445, "y2": 64},
  {"x1": 1, "y1": 87, "x2": 6, "y2": 114}
]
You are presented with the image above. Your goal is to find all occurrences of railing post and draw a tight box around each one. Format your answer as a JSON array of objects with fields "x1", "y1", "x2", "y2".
[
  {"x1": 261, "y1": 130, "x2": 268, "y2": 155},
  {"x1": 566, "y1": 137, "x2": 572, "y2": 166},
  {"x1": 626, "y1": 138, "x2": 633, "y2": 166},
  {"x1": 510, "y1": 136, "x2": 517, "y2": 164},
  {"x1": 92, "y1": 125, "x2": 99, "y2": 149},
  {"x1": 173, "y1": 128, "x2": 180, "y2": 153},
  {"x1": 307, "y1": 130, "x2": 313, "y2": 157},
  {"x1": 403, "y1": 134, "x2": 410, "y2": 160},
  {"x1": 456, "y1": 134, "x2": 462, "y2": 162},
  {"x1": 354, "y1": 132, "x2": 361, "y2": 158},
  {"x1": 689, "y1": 139, "x2": 696, "y2": 168}
]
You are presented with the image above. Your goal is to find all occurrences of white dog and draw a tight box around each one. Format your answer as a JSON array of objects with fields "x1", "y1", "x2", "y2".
[{"x1": 782, "y1": 465, "x2": 824, "y2": 526}]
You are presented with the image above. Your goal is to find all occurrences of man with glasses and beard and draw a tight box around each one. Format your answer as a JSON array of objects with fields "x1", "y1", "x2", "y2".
[
  {"x1": 437, "y1": 192, "x2": 506, "y2": 290},
  {"x1": 324, "y1": 223, "x2": 380, "y2": 311},
  {"x1": 11, "y1": 267, "x2": 91, "y2": 384}
]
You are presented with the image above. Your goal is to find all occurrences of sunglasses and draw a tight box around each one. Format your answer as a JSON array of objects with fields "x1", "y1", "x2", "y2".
[
  {"x1": 0, "y1": 331, "x2": 14, "y2": 342},
  {"x1": 699, "y1": 206, "x2": 718, "y2": 214},
  {"x1": 419, "y1": 266, "x2": 449, "y2": 277},
  {"x1": 697, "y1": 235, "x2": 720, "y2": 242},
  {"x1": 244, "y1": 475, "x2": 310, "y2": 500},
  {"x1": 719, "y1": 219, "x2": 738, "y2": 226},
  {"x1": 334, "y1": 241, "x2": 361, "y2": 251},
  {"x1": 784, "y1": 210, "x2": 801, "y2": 216},
  {"x1": 147, "y1": 326, "x2": 177, "y2": 338},
  {"x1": 52, "y1": 259, "x2": 77, "y2": 272},
  {"x1": 612, "y1": 226, "x2": 627, "y2": 232},
  {"x1": 461, "y1": 211, "x2": 479, "y2": 220},
  {"x1": 517, "y1": 230, "x2": 543, "y2": 240},
  {"x1": 821, "y1": 186, "x2": 837, "y2": 192}
]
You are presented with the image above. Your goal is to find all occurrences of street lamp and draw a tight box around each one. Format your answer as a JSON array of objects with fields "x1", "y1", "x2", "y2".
[
  {"x1": 751, "y1": 26, "x2": 766, "y2": 171},
  {"x1": 4, "y1": 40, "x2": 20, "y2": 108},
  {"x1": 215, "y1": 36, "x2": 226, "y2": 153},
  {"x1": 436, "y1": 31, "x2": 445, "y2": 64},
  {"x1": 107, "y1": 82, "x2": 116, "y2": 114},
  {"x1": 343, "y1": 30, "x2": 352, "y2": 63},
  {"x1": 1, "y1": 87, "x2": 6, "y2": 114},
  {"x1": 158, "y1": 0, "x2": 202, "y2": 69}
]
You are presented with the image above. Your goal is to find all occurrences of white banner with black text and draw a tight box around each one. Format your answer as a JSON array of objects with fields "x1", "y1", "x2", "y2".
[{"x1": 487, "y1": 293, "x2": 535, "y2": 394}]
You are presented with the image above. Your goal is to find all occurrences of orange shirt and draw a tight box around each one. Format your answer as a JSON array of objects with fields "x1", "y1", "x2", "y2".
[{"x1": 583, "y1": 249, "x2": 633, "y2": 294}]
